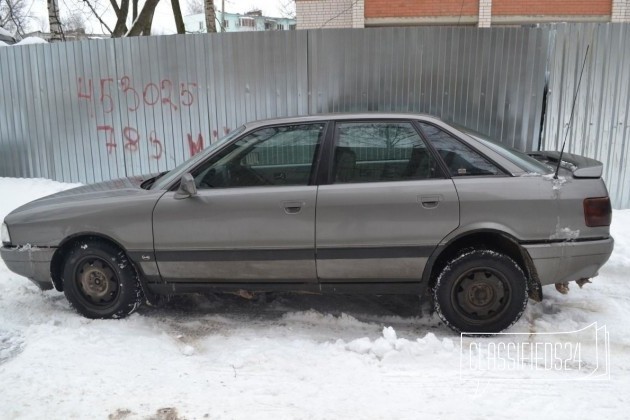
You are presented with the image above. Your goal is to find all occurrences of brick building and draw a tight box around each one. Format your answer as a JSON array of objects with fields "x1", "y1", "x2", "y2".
[{"x1": 296, "y1": 0, "x2": 630, "y2": 29}]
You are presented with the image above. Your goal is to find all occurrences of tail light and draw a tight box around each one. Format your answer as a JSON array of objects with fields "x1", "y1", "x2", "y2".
[{"x1": 583, "y1": 197, "x2": 612, "y2": 227}]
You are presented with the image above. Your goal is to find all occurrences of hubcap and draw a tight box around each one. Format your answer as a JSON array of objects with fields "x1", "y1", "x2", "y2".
[
  {"x1": 76, "y1": 258, "x2": 119, "y2": 305},
  {"x1": 454, "y1": 268, "x2": 508, "y2": 320}
]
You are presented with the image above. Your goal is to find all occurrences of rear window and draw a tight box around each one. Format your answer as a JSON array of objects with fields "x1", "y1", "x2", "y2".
[{"x1": 464, "y1": 132, "x2": 553, "y2": 175}]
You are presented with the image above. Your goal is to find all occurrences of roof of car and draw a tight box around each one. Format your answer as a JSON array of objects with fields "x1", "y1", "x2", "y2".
[{"x1": 244, "y1": 112, "x2": 443, "y2": 130}]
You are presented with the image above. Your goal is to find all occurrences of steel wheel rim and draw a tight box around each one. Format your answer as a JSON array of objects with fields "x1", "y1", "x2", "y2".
[
  {"x1": 451, "y1": 267, "x2": 511, "y2": 323},
  {"x1": 75, "y1": 257, "x2": 120, "y2": 307}
]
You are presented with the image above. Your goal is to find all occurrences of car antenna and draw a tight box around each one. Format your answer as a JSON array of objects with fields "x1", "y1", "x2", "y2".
[{"x1": 554, "y1": 45, "x2": 590, "y2": 179}]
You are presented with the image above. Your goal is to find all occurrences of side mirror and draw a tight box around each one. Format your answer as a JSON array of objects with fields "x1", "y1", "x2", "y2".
[{"x1": 174, "y1": 173, "x2": 197, "y2": 199}]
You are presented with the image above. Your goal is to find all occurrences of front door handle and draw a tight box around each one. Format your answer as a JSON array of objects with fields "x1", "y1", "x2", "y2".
[
  {"x1": 418, "y1": 195, "x2": 441, "y2": 209},
  {"x1": 282, "y1": 201, "x2": 305, "y2": 214}
]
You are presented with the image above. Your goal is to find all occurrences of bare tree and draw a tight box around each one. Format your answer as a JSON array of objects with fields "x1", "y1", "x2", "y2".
[
  {"x1": 171, "y1": 0, "x2": 185, "y2": 34},
  {"x1": 205, "y1": 0, "x2": 215, "y2": 33},
  {"x1": 110, "y1": 0, "x2": 129, "y2": 36},
  {"x1": 61, "y1": 9, "x2": 87, "y2": 32},
  {"x1": 47, "y1": 0, "x2": 65, "y2": 41},
  {"x1": 125, "y1": 0, "x2": 161, "y2": 36},
  {"x1": 186, "y1": 0, "x2": 203, "y2": 15},
  {"x1": 1, "y1": 0, "x2": 33, "y2": 37},
  {"x1": 278, "y1": 0, "x2": 295, "y2": 19}
]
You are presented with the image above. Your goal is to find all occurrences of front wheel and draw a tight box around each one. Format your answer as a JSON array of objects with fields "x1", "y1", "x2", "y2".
[
  {"x1": 433, "y1": 250, "x2": 528, "y2": 334},
  {"x1": 62, "y1": 239, "x2": 142, "y2": 319}
]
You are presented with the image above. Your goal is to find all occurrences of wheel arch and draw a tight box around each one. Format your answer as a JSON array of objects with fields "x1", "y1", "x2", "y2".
[
  {"x1": 50, "y1": 232, "x2": 134, "y2": 292},
  {"x1": 422, "y1": 228, "x2": 543, "y2": 302}
]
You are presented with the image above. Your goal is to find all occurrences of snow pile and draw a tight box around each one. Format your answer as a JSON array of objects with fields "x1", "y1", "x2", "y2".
[
  {"x1": 344, "y1": 327, "x2": 455, "y2": 360},
  {"x1": 0, "y1": 177, "x2": 81, "y2": 222},
  {"x1": 0, "y1": 177, "x2": 629, "y2": 419},
  {"x1": 14, "y1": 37, "x2": 48, "y2": 45}
]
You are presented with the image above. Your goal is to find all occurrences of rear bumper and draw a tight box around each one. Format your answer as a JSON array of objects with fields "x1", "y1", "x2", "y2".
[
  {"x1": 523, "y1": 237, "x2": 614, "y2": 286},
  {"x1": 0, "y1": 246, "x2": 55, "y2": 290}
]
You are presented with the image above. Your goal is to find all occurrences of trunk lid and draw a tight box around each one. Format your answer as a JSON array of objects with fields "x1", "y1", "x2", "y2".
[{"x1": 528, "y1": 151, "x2": 603, "y2": 178}]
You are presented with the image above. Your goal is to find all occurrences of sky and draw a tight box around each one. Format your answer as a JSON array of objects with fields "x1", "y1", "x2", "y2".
[{"x1": 15, "y1": 0, "x2": 294, "y2": 36}]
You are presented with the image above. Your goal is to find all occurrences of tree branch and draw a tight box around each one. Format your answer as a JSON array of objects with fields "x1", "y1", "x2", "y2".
[
  {"x1": 125, "y1": 0, "x2": 160, "y2": 36},
  {"x1": 82, "y1": 0, "x2": 113, "y2": 34}
]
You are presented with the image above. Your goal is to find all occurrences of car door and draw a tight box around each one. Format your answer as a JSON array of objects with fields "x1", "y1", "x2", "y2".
[
  {"x1": 152, "y1": 122, "x2": 327, "y2": 284},
  {"x1": 315, "y1": 120, "x2": 460, "y2": 283}
]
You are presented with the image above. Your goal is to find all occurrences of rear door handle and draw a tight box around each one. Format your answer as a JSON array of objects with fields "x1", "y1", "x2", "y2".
[
  {"x1": 282, "y1": 201, "x2": 305, "y2": 214},
  {"x1": 418, "y1": 195, "x2": 441, "y2": 209}
]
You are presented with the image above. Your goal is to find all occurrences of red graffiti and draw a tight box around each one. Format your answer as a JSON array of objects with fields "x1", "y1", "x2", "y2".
[
  {"x1": 123, "y1": 127, "x2": 140, "y2": 152},
  {"x1": 100, "y1": 78, "x2": 114, "y2": 114},
  {"x1": 96, "y1": 125, "x2": 205, "y2": 160},
  {"x1": 187, "y1": 133, "x2": 204, "y2": 156},
  {"x1": 77, "y1": 77, "x2": 93, "y2": 100},
  {"x1": 160, "y1": 80, "x2": 178, "y2": 111},
  {"x1": 143, "y1": 82, "x2": 160, "y2": 106},
  {"x1": 212, "y1": 127, "x2": 232, "y2": 141},
  {"x1": 120, "y1": 76, "x2": 140, "y2": 112},
  {"x1": 180, "y1": 82, "x2": 197, "y2": 107},
  {"x1": 76, "y1": 75, "x2": 198, "y2": 115},
  {"x1": 97, "y1": 125, "x2": 117, "y2": 154},
  {"x1": 148, "y1": 131, "x2": 163, "y2": 160}
]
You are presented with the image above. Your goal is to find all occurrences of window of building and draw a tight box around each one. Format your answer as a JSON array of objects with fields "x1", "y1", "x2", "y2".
[{"x1": 240, "y1": 18, "x2": 255, "y2": 28}]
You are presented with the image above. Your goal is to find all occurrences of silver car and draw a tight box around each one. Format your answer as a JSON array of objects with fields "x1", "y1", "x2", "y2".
[{"x1": 0, "y1": 113, "x2": 614, "y2": 333}]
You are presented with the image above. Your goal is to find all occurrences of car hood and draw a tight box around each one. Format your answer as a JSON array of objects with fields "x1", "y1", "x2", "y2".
[{"x1": 6, "y1": 174, "x2": 158, "y2": 218}]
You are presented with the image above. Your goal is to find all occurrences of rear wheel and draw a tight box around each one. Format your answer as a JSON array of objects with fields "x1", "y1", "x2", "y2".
[
  {"x1": 62, "y1": 239, "x2": 142, "y2": 319},
  {"x1": 433, "y1": 250, "x2": 528, "y2": 334}
]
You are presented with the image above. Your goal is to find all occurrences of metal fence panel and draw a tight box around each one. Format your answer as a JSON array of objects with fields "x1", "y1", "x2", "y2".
[
  {"x1": 307, "y1": 26, "x2": 549, "y2": 151},
  {"x1": 1, "y1": 25, "x2": 630, "y2": 207},
  {"x1": 542, "y1": 23, "x2": 630, "y2": 208},
  {"x1": 0, "y1": 31, "x2": 309, "y2": 183}
]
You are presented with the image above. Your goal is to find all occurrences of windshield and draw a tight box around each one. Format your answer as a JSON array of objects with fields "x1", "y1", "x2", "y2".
[
  {"x1": 462, "y1": 131, "x2": 553, "y2": 175},
  {"x1": 151, "y1": 125, "x2": 246, "y2": 190}
]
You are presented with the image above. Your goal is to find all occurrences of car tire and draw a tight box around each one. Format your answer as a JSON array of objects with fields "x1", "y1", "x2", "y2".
[
  {"x1": 62, "y1": 239, "x2": 142, "y2": 319},
  {"x1": 433, "y1": 250, "x2": 528, "y2": 334}
]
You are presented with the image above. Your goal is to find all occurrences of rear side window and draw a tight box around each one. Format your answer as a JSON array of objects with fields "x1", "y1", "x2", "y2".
[
  {"x1": 419, "y1": 123, "x2": 503, "y2": 177},
  {"x1": 332, "y1": 122, "x2": 443, "y2": 184}
]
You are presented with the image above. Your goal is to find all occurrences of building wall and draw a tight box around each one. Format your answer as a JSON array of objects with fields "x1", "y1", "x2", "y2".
[
  {"x1": 296, "y1": 0, "x2": 364, "y2": 29},
  {"x1": 365, "y1": 0, "x2": 478, "y2": 18},
  {"x1": 492, "y1": 0, "x2": 611, "y2": 16},
  {"x1": 297, "y1": 0, "x2": 630, "y2": 27},
  {"x1": 612, "y1": 0, "x2": 630, "y2": 22},
  {"x1": 183, "y1": 12, "x2": 296, "y2": 33}
]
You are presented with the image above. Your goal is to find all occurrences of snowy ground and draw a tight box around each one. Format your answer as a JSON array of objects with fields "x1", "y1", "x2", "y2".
[{"x1": 0, "y1": 177, "x2": 629, "y2": 419}]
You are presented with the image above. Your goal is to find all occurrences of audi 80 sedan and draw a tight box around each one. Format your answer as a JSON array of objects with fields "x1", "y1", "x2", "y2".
[{"x1": 1, "y1": 113, "x2": 614, "y2": 333}]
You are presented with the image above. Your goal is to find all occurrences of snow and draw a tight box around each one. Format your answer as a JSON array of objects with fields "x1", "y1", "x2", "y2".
[
  {"x1": 1, "y1": 177, "x2": 630, "y2": 419},
  {"x1": 543, "y1": 173, "x2": 569, "y2": 190},
  {"x1": 14, "y1": 37, "x2": 48, "y2": 45},
  {"x1": 550, "y1": 217, "x2": 581, "y2": 240},
  {"x1": 0, "y1": 26, "x2": 12, "y2": 37}
]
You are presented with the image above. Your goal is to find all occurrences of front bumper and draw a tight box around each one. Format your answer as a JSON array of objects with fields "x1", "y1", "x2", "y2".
[
  {"x1": 0, "y1": 245, "x2": 56, "y2": 290},
  {"x1": 523, "y1": 237, "x2": 614, "y2": 286}
]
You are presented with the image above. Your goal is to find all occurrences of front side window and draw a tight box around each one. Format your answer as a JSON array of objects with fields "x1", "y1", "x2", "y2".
[
  {"x1": 419, "y1": 123, "x2": 503, "y2": 177},
  {"x1": 332, "y1": 122, "x2": 443, "y2": 184},
  {"x1": 194, "y1": 123, "x2": 325, "y2": 189}
]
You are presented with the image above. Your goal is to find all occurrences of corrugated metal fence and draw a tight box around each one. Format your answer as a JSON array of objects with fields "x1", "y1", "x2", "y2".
[
  {"x1": 542, "y1": 23, "x2": 630, "y2": 208},
  {"x1": 1, "y1": 24, "x2": 629, "y2": 207}
]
